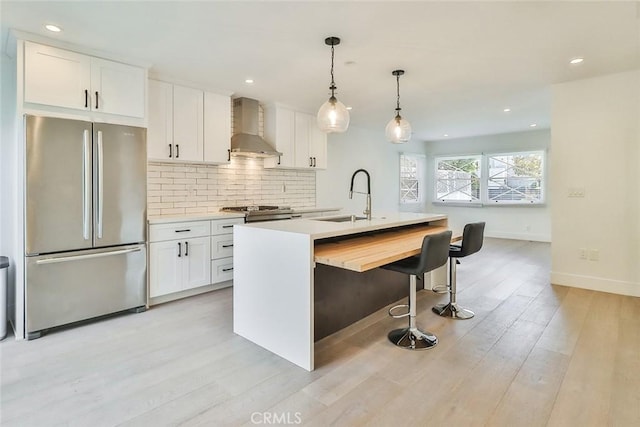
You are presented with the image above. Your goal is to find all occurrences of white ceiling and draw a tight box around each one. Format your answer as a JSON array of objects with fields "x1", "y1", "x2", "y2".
[{"x1": 2, "y1": 1, "x2": 639, "y2": 142}]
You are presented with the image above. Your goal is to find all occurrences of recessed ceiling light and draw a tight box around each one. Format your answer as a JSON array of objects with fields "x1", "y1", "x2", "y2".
[
  {"x1": 44, "y1": 24, "x2": 62, "y2": 33},
  {"x1": 570, "y1": 57, "x2": 584, "y2": 65},
  {"x1": 503, "y1": 108, "x2": 511, "y2": 113},
  {"x1": 443, "y1": 134, "x2": 449, "y2": 137},
  {"x1": 244, "y1": 79, "x2": 254, "y2": 84},
  {"x1": 346, "y1": 106, "x2": 352, "y2": 110},
  {"x1": 530, "y1": 123, "x2": 537, "y2": 127}
]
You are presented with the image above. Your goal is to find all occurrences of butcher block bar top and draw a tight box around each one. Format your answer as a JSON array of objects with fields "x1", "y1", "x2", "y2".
[{"x1": 314, "y1": 224, "x2": 450, "y2": 272}]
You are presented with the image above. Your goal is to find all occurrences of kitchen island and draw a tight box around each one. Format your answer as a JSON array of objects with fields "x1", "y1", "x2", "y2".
[{"x1": 233, "y1": 212, "x2": 448, "y2": 371}]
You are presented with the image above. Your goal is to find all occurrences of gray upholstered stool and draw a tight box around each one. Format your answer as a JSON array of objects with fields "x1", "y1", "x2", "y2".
[
  {"x1": 381, "y1": 230, "x2": 452, "y2": 350},
  {"x1": 432, "y1": 222, "x2": 485, "y2": 320}
]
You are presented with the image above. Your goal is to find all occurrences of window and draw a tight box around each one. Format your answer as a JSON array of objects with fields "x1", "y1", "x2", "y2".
[
  {"x1": 486, "y1": 151, "x2": 544, "y2": 204},
  {"x1": 434, "y1": 150, "x2": 545, "y2": 206},
  {"x1": 435, "y1": 156, "x2": 481, "y2": 203},
  {"x1": 400, "y1": 153, "x2": 424, "y2": 204}
]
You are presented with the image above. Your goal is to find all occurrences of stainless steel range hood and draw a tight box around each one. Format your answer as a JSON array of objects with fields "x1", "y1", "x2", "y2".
[{"x1": 231, "y1": 97, "x2": 281, "y2": 158}]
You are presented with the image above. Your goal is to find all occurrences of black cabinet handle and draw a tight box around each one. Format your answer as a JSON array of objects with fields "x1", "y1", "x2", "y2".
[
  {"x1": 177, "y1": 242, "x2": 182, "y2": 257},
  {"x1": 309, "y1": 157, "x2": 313, "y2": 167},
  {"x1": 84, "y1": 90, "x2": 88, "y2": 108},
  {"x1": 176, "y1": 144, "x2": 180, "y2": 158},
  {"x1": 222, "y1": 244, "x2": 233, "y2": 248},
  {"x1": 185, "y1": 241, "x2": 189, "y2": 256},
  {"x1": 312, "y1": 157, "x2": 316, "y2": 167},
  {"x1": 277, "y1": 156, "x2": 281, "y2": 166},
  {"x1": 95, "y1": 91, "x2": 99, "y2": 109},
  {"x1": 222, "y1": 267, "x2": 234, "y2": 272},
  {"x1": 169, "y1": 144, "x2": 173, "y2": 158},
  {"x1": 222, "y1": 225, "x2": 234, "y2": 229},
  {"x1": 227, "y1": 149, "x2": 231, "y2": 162},
  {"x1": 174, "y1": 229, "x2": 191, "y2": 233}
]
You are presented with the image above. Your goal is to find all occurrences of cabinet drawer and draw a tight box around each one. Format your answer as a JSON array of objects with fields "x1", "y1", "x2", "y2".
[
  {"x1": 211, "y1": 218, "x2": 244, "y2": 235},
  {"x1": 211, "y1": 257, "x2": 234, "y2": 284},
  {"x1": 211, "y1": 234, "x2": 234, "y2": 259},
  {"x1": 149, "y1": 221, "x2": 210, "y2": 242}
]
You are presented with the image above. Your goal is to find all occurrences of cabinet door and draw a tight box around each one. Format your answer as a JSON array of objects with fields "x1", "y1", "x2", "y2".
[
  {"x1": 149, "y1": 241, "x2": 182, "y2": 298},
  {"x1": 90, "y1": 57, "x2": 145, "y2": 118},
  {"x1": 147, "y1": 80, "x2": 174, "y2": 160},
  {"x1": 24, "y1": 41, "x2": 91, "y2": 111},
  {"x1": 309, "y1": 122, "x2": 327, "y2": 169},
  {"x1": 294, "y1": 112, "x2": 312, "y2": 168},
  {"x1": 203, "y1": 92, "x2": 231, "y2": 163},
  {"x1": 182, "y1": 237, "x2": 211, "y2": 290},
  {"x1": 264, "y1": 106, "x2": 295, "y2": 168},
  {"x1": 173, "y1": 85, "x2": 204, "y2": 162}
]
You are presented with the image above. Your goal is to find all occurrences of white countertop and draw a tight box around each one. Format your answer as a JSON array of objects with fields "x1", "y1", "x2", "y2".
[
  {"x1": 147, "y1": 212, "x2": 245, "y2": 224},
  {"x1": 237, "y1": 212, "x2": 448, "y2": 240}
]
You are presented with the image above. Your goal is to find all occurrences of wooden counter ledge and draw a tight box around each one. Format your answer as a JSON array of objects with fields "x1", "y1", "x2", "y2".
[{"x1": 314, "y1": 224, "x2": 451, "y2": 272}]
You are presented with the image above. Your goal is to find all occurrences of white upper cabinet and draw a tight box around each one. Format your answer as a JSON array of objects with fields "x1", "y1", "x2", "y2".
[
  {"x1": 264, "y1": 105, "x2": 327, "y2": 170},
  {"x1": 264, "y1": 104, "x2": 295, "y2": 168},
  {"x1": 147, "y1": 80, "x2": 173, "y2": 159},
  {"x1": 204, "y1": 91, "x2": 231, "y2": 163},
  {"x1": 90, "y1": 57, "x2": 145, "y2": 118},
  {"x1": 173, "y1": 85, "x2": 204, "y2": 162},
  {"x1": 23, "y1": 41, "x2": 145, "y2": 119},
  {"x1": 147, "y1": 79, "x2": 230, "y2": 164}
]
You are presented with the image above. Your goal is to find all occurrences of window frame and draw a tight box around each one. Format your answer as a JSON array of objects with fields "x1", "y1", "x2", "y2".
[
  {"x1": 483, "y1": 150, "x2": 546, "y2": 205},
  {"x1": 432, "y1": 150, "x2": 547, "y2": 207},
  {"x1": 399, "y1": 153, "x2": 425, "y2": 205},
  {"x1": 433, "y1": 154, "x2": 483, "y2": 206}
]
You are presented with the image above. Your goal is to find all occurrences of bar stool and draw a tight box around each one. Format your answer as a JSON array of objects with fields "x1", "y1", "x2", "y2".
[
  {"x1": 432, "y1": 222, "x2": 485, "y2": 320},
  {"x1": 381, "y1": 230, "x2": 452, "y2": 350}
]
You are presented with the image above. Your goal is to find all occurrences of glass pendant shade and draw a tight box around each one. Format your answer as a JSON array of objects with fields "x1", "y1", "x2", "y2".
[
  {"x1": 317, "y1": 96, "x2": 350, "y2": 133},
  {"x1": 385, "y1": 114, "x2": 412, "y2": 143}
]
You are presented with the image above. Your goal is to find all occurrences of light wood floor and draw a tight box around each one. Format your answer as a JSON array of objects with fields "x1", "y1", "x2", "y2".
[{"x1": 1, "y1": 238, "x2": 639, "y2": 426}]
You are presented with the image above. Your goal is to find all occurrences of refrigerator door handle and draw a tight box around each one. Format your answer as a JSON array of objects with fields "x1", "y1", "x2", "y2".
[
  {"x1": 83, "y1": 129, "x2": 91, "y2": 240},
  {"x1": 35, "y1": 247, "x2": 142, "y2": 265},
  {"x1": 97, "y1": 130, "x2": 104, "y2": 239}
]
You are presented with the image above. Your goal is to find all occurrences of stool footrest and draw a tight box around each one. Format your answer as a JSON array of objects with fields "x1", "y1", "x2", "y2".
[
  {"x1": 431, "y1": 284, "x2": 450, "y2": 294},
  {"x1": 388, "y1": 304, "x2": 410, "y2": 319}
]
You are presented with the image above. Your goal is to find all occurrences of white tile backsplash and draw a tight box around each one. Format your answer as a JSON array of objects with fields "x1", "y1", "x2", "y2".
[{"x1": 147, "y1": 158, "x2": 316, "y2": 216}]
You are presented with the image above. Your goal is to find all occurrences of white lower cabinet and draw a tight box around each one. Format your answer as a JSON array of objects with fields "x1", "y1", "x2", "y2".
[
  {"x1": 149, "y1": 221, "x2": 211, "y2": 298},
  {"x1": 149, "y1": 217, "x2": 243, "y2": 302}
]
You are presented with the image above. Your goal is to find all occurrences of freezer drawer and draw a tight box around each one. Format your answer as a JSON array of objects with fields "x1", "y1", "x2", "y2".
[{"x1": 25, "y1": 245, "x2": 146, "y2": 336}]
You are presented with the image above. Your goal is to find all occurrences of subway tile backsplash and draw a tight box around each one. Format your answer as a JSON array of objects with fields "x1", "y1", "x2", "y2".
[{"x1": 147, "y1": 158, "x2": 316, "y2": 216}]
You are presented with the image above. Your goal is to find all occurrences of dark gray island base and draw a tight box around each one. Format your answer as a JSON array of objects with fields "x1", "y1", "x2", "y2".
[{"x1": 314, "y1": 264, "x2": 409, "y2": 341}]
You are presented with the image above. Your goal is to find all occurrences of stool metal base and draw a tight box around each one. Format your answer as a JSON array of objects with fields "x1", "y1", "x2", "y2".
[
  {"x1": 388, "y1": 327, "x2": 438, "y2": 350},
  {"x1": 432, "y1": 302, "x2": 475, "y2": 319}
]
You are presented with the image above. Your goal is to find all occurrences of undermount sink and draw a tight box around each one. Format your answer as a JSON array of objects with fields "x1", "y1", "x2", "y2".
[{"x1": 314, "y1": 215, "x2": 368, "y2": 223}]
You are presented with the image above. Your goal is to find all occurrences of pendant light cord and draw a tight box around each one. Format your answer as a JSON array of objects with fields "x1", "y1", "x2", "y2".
[
  {"x1": 330, "y1": 43, "x2": 336, "y2": 97},
  {"x1": 396, "y1": 73, "x2": 401, "y2": 112}
]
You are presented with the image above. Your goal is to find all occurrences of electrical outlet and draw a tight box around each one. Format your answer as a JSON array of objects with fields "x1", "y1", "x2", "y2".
[
  {"x1": 588, "y1": 249, "x2": 599, "y2": 261},
  {"x1": 579, "y1": 248, "x2": 588, "y2": 260}
]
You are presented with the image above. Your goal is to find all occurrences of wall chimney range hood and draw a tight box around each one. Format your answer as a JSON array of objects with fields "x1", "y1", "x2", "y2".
[{"x1": 231, "y1": 97, "x2": 281, "y2": 158}]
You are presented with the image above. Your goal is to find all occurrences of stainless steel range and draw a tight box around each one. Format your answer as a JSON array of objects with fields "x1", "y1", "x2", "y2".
[{"x1": 221, "y1": 205, "x2": 293, "y2": 222}]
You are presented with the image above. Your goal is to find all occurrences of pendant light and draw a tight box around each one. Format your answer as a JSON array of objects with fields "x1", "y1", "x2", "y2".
[
  {"x1": 385, "y1": 69, "x2": 412, "y2": 144},
  {"x1": 317, "y1": 36, "x2": 350, "y2": 133}
]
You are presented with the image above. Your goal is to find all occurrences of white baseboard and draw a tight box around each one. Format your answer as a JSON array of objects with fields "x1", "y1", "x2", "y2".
[
  {"x1": 551, "y1": 272, "x2": 640, "y2": 297},
  {"x1": 486, "y1": 231, "x2": 551, "y2": 242}
]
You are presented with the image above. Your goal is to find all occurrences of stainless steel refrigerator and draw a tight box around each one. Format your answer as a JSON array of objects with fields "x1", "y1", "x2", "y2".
[{"x1": 24, "y1": 115, "x2": 147, "y2": 339}]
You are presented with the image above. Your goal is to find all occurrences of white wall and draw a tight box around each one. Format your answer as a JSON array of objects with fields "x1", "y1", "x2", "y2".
[
  {"x1": 0, "y1": 53, "x2": 18, "y2": 331},
  {"x1": 551, "y1": 69, "x2": 640, "y2": 297},
  {"x1": 316, "y1": 125, "x2": 428, "y2": 215},
  {"x1": 424, "y1": 129, "x2": 551, "y2": 241}
]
